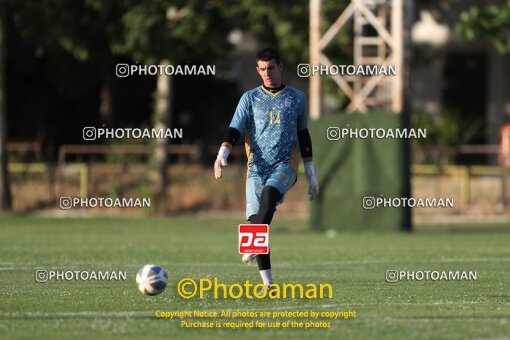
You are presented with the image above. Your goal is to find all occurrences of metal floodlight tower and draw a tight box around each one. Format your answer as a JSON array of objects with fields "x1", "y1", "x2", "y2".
[{"x1": 309, "y1": 0, "x2": 412, "y2": 117}]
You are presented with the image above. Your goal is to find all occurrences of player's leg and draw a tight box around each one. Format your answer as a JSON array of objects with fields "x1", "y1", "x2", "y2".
[
  {"x1": 251, "y1": 166, "x2": 295, "y2": 226},
  {"x1": 249, "y1": 185, "x2": 281, "y2": 225},
  {"x1": 250, "y1": 185, "x2": 282, "y2": 288},
  {"x1": 242, "y1": 175, "x2": 262, "y2": 264},
  {"x1": 252, "y1": 167, "x2": 296, "y2": 291},
  {"x1": 243, "y1": 182, "x2": 281, "y2": 265}
]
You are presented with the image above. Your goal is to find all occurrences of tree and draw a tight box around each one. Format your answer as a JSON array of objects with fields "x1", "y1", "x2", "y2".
[
  {"x1": 457, "y1": 0, "x2": 510, "y2": 54},
  {"x1": 0, "y1": 0, "x2": 11, "y2": 212},
  {"x1": 238, "y1": 0, "x2": 353, "y2": 66},
  {"x1": 152, "y1": 59, "x2": 173, "y2": 211},
  {"x1": 10, "y1": 0, "x2": 237, "y2": 210},
  {"x1": 111, "y1": 1, "x2": 236, "y2": 211}
]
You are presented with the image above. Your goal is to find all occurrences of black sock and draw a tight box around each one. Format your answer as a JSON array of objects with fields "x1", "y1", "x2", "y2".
[
  {"x1": 249, "y1": 214, "x2": 272, "y2": 270},
  {"x1": 249, "y1": 186, "x2": 282, "y2": 271},
  {"x1": 256, "y1": 250, "x2": 271, "y2": 271}
]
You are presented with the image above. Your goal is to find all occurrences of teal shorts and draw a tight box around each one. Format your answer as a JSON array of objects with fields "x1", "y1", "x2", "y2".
[{"x1": 245, "y1": 166, "x2": 296, "y2": 220}]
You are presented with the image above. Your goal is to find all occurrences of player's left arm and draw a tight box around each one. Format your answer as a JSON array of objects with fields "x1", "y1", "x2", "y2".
[
  {"x1": 297, "y1": 93, "x2": 319, "y2": 200},
  {"x1": 298, "y1": 128, "x2": 319, "y2": 200}
]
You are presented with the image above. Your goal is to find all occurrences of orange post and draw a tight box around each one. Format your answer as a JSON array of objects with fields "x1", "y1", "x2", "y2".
[{"x1": 498, "y1": 124, "x2": 510, "y2": 208}]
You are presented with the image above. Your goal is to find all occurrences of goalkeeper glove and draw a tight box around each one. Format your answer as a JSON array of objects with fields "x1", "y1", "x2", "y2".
[
  {"x1": 304, "y1": 161, "x2": 319, "y2": 200},
  {"x1": 214, "y1": 146, "x2": 230, "y2": 179}
]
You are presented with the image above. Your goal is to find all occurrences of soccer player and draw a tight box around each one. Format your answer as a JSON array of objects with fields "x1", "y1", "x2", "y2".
[{"x1": 214, "y1": 48, "x2": 319, "y2": 293}]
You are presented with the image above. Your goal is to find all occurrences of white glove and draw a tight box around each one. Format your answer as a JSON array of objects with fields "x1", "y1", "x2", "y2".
[
  {"x1": 214, "y1": 146, "x2": 230, "y2": 179},
  {"x1": 304, "y1": 161, "x2": 319, "y2": 200}
]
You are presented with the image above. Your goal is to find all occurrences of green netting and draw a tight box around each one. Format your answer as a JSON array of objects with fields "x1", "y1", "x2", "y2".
[{"x1": 309, "y1": 112, "x2": 411, "y2": 231}]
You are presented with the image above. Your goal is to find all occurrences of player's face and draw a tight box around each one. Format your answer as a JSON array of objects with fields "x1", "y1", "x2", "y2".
[{"x1": 256, "y1": 60, "x2": 283, "y2": 88}]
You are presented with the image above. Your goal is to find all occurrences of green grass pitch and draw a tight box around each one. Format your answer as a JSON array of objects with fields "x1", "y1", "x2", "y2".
[{"x1": 0, "y1": 216, "x2": 509, "y2": 339}]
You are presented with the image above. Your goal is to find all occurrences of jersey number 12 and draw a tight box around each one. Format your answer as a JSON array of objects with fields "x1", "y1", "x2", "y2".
[{"x1": 268, "y1": 110, "x2": 281, "y2": 125}]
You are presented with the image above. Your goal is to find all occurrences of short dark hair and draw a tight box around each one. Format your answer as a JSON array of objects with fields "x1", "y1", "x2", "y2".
[{"x1": 256, "y1": 48, "x2": 281, "y2": 65}]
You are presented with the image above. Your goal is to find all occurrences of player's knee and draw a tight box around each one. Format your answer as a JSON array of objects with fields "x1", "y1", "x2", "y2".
[
  {"x1": 260, "y1": 186, "x2": 282, "y2": 209},
  {"x1": 252, "y1": 186, "x2": 283, "y2": 225}
]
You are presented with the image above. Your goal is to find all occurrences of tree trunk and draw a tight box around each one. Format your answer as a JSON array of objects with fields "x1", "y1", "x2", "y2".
[
  {"x1": 0, "y1": 0, "x2": 11, "y2": 212},
  {"x1": 99, "y1": 63, "x2": 115, "y2": 127},
  {"x1": 99, "y1": 83, "x2": 113, "y2": 126},
  {"x1": 153, "y1": 59, "x2": 172, "y2": 212}
]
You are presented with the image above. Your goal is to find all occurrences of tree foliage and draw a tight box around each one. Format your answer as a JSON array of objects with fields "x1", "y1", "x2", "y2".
[
  {"x1": 237, "y1": 0, "x2": 353, "y2": 67},
  {"x1": 457, "y1": 0, "x2": 510, "y2": 54},
  {"x1": 11, "y1": 0, "x2": 236, "y2": 64}
]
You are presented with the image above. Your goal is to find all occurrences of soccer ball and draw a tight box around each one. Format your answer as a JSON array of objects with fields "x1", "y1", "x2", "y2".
[{"x1": 136, "y1": 264, "x2": 168, "y2": 296}]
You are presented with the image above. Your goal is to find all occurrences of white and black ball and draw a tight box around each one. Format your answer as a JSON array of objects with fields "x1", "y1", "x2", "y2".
[{"x1": 136, "y1": 264, "x2": 168, "y2": 296}]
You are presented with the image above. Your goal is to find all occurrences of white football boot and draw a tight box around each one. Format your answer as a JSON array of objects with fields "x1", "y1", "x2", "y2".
[
  {"x1": 257, "y1": 281, "x2": 277, "y2": 298},
  {"x1": 242, "y1": 253, "x2": 258, "y2": 264}
]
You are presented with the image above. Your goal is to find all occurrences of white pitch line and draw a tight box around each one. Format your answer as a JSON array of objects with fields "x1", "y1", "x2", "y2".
[
  {"x1": 0, "y1": 311, "x2": 150, "y2": 318},
  {"x1": 306, "y1": 260, "x2": 391, "y2": 266},
  {"x1": 305, "y1": 258, "x2": 510, "y2": 266},
  {"x1": 357, "y1": 316, "x2": 510, "y2": 323},
  {"x1": 438, "y1": 258, "x2": 510, "y2": 263}
]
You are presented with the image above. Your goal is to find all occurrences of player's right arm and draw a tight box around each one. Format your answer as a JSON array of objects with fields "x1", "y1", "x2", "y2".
[
  {"x1": 214, "y1": 92, "x2": 250, "y2": 180},
  {"x1": 214, "y1": 141, "x2": 233, "y2": 179}
]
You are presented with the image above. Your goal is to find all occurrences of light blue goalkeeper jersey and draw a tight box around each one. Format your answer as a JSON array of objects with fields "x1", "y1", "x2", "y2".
[{"x1": 229, "y1": 85, "x2": 308, "y2": 177}]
